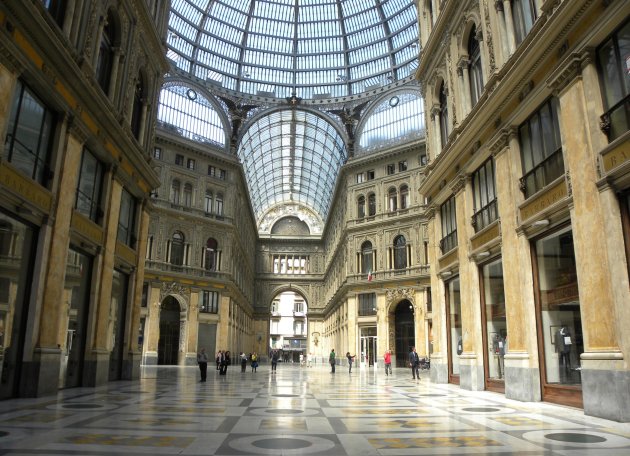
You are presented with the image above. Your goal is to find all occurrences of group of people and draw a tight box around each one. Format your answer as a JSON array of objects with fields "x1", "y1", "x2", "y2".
[
  {"x1": 327, "y1": 347, "x2": 427, "y2": 379},
  {"x1": 196, "y1": 348, "x2": 260, "y2": 381},
  {"x1": 199, "y1": 346, "x2": 429, "y2": 381}
]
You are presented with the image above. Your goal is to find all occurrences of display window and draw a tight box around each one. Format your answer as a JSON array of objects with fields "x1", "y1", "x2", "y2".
[
  {"x1": 533, "y1": 226, "x2": 583, "y2": 407},
  {"x1": 480, "y1": 259, "x2": 506, "y2": 392},
  {"x1": 445, "y1": 277, "x2": 461, "y2": 384}
]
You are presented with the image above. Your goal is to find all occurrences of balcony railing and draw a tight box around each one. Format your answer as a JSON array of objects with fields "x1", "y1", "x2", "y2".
[
  {"x1": 439, "y1": 230, "x2": 458, "y2": 254},
  {"x1": 600, "y1": 93, "x2": 630, "y2": 142},
  {"x1": 519, "y1": 147, "x2": 564, "y2": 199},
  {"x1": 145, "y1": 260, "x2": 229, "y2": 280},
  {"x1": 471, "y1": 199, "x2": 498, "y2": 232}
]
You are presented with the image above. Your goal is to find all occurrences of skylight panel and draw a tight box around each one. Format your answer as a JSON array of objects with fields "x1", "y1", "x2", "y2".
[
  {"x1": 347, "y1": 25, "x2": 385, "y2": 48},
  {"x1": 212, "y1": 2, "x2": 248, "y2": 29}
]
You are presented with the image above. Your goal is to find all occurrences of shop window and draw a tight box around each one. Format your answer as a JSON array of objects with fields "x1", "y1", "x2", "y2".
[
  {"x1": 481, "y1": 259, "x2": 506, "y2": 384},
  {"x1": 446, "y1": 277, "x2": 462, "y2": 380},
  {"x1": 519, "y1": 98, "x2": 564, "y2": 198},
  {"x1": 597, "y1": 19, "x2": 630, "y2": 142},
  {"x1": 75, "y1": 148, "x2": 104, "y2": 222},
  {"x1": 440, "y1": 196, "x2": 457, "y2": 253},
  {"x1": 4, "y1": 80, "x2": 55, "y2": 185},
  {"x1": 534, "y1": 227, "x2": 583, "y2": 389},
  {"x1": 472, "y1": 158, "x2": 498, "y2": 232}
]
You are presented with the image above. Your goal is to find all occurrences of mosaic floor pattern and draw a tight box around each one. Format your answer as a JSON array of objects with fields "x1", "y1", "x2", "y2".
[{"x1": 0, "y1": 364, "x2": 629, "y2": 455}]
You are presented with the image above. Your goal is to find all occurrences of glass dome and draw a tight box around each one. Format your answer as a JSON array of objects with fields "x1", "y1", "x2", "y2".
[{"x1": 167, "y1": 0, "x2": 420, "y2": 100}]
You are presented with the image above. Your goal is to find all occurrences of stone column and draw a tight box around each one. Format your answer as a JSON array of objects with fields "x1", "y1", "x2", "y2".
[
  {"x1": 428, "y1": 207, "x2": 448, "y2": 383},
  {"x1": 217, "y1": 294, "x2": 230, "y2": 351},
  {"x1": 185, "y1": 289, "x2": 200, "y2": 366},
  {"x1": 87, "y1": 176, "x2": 122, "y2": 386},
  {"x1": 143, "y1": 283, "x2": 161, "y2": 365},
  {"x1": 453, "y1": 176, "x2": 484, "y2": 391},
  {"x1": 0, "y1": 64, "x2": 18, "y2": 149},
  {"x1": 492, "y1": 130, "x2": 541, "y2": 401},
  {"x1": 414, "y1": 289, "x2": 428, "y2": 358},
  {"x1": 377, "y1": 292, "x2": 389, "y2": 366},
  {"x1": 347, "y1": 295, "x2": 357, "y2": 363},
  {"x1": 551, "y1": 53, "x2": 628, "y2": 421},
  {"x1": 29, "y1": 122, "x2": 83, "y2": 396},
  {"x1": 125, "y1": 203, "x2": 150, "y2": 379},
  {"x1": 458, "y1": 59, "x2": 472, "y2": 117}
]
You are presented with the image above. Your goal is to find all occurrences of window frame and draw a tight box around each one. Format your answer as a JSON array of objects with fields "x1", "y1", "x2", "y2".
[
  {"x1": 440, "y1": 196, "x2": 458, "y2": 253},
  {"x1": 75, "y1": 147, "x2": 104, "y2": 222},
  {"x1": 471, "y1": 158, "x2": 498, "y2": 232}
]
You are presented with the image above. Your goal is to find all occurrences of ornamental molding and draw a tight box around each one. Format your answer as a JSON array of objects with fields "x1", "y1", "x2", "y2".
[
  {"x1": 160, "y1": 282, "x2": 190, "y2": 310},
  {"x1": 385, "y1": 288, "x2": 416, "y2": 307}
]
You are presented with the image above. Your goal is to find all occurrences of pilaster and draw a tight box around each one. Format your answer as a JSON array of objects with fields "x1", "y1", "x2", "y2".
[{"x1": 492, "y1": 130, "x2": 541, "y2": 401}]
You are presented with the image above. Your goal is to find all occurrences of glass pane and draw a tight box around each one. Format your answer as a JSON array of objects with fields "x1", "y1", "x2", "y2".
[
  {"x1": 536, "y1": 227, "x2": 583, "y2": 386},
  {"x1": 448, "y1": 278, "x2": 462, "y2": 376},
  {"x1": 483, "y1": 259, "x2": 506, "y2": 381}
]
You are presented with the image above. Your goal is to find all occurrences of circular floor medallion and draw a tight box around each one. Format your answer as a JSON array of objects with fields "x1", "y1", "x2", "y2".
[
  {"x1": 545, "y1": 433, "x2": 607, "y2": 444},
  {"x1": 521, "y1": 430, "x2": 630, "y2": 448},
  {"x1": 229, "y1": 434, "x2": 335, "y2": 455}
]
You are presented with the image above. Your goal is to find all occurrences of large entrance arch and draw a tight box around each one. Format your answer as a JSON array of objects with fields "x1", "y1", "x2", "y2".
[
  {"x1": 269, "y1": 291, "x2": 308, "y2": 363},
  {"x1": 158, "y1": 296, "x2": 181, "y2": 365},
  {"x1": 394, "y1": 299, "x2": 415, "y2": 368}
]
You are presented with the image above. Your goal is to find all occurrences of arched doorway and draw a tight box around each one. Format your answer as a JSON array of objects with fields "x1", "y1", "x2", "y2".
[
  {"x1": 394, "y1": 299, "x2": 415, "y2": 367},
  {"x1": 158, "y1": 296, "x2": 180, "y2": 365},
  {"x1": 269, "y1": 291, "x2": 307, "y2": 363}
]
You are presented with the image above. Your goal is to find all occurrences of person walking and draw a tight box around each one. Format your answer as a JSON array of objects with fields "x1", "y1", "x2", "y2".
[
  {"x1": 240, "y1": 352, "x2": 247, "y2": 372},
  {"x1": 251, "y1": 352, "x2": 259, "y2": 372},
  {"x1": 197, "y1": 348, "x2": 208, "y2": 382},
  {"x1": 329, "y1": 349, "x2": 336, "y2": 373},
  {"x1": 384, "y1": 349, "x2": 392, "y2": 376},
  {"x1": 216, "y1": 350, "x2": 222, "y2": 371},
  {"x1": 346, "y1": 352, "x2": 356, "y2": 373},
  {"x1": 409, "y1": 346, "x2": 420, "y2": 380},
  {"x1": 271, "y1": 349, "x2": 279, "y2": 372}
]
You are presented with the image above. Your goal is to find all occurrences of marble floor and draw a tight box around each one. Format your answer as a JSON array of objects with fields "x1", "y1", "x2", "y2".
[{"x1": 0, "y1": 363, "x2": 629, "y2": 455}]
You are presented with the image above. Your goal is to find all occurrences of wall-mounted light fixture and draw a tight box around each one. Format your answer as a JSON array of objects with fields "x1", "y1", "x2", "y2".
[{"x1": 531, "y1": 219, "x2": 550, "y2": 227}]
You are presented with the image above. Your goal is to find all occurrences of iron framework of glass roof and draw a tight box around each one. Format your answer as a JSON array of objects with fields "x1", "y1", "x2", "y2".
[
  {"x1": 167, "y1": 0, "x2": 420, "y2": 101},
  {"x1": 238, "y1": 109, "x2": 346, "y2": 224}
]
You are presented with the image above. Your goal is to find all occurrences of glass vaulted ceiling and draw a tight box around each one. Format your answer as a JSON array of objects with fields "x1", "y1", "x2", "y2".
[
  {"x1": 238, "y1": 110, "x2": 346, "y2": 224},
  {"x1": 167, "y1": 0, "x2": 420, "y2": 100}
]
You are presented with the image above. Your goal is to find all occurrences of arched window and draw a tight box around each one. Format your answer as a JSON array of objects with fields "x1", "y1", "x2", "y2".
[
  {"x1": 468, "y1": 25, "x2": 484, "y2": 107},
  {"x1": 400, "y1": 185, "x2": 409, "y2": 209},
  {"x1": 216, "y1": 193, "x2": 223, "y2": 216},
  {"x1": 204, "y1": 238, "x2": 218, "y2": 271},
  {"x1": 96, "y1": 11, "x2": 116, "y2": 94},
  {"x1": 368, "y1": 193, "x2": 376, "y2": 216},
  {"x1": 204, "y1": 190, "x2": 213, "y2": 213},
  {"x1": 183, "y1": 183, "x2": 192, "y2": 207},
  {"x1": 43, "y1": 0, "x2": 67, "y2": 27},
  {"x1": 439, "y1": 81, "x2": 449, "y2": 148},
  {"x1": 388, "y1": 187, "x2": 398, "y2": 212},
  {"x1": 171, "y1": 180, "x2": 181, "y2": 204},
  {"x1": 357, "y1": 195, "x2": 365, "y2": 218},
  {"x1": 170, "y1": 231, "x2": 184, "y2": 265},
  {"x1": 131, "y1": 72, "x2": 145, "y2": 139},
  {"x1": 393, "y1": 235, "x2": 407, "y2": 270},
  {"x1": 361, "y1": 241, "x2": 373, "y2": 276}
]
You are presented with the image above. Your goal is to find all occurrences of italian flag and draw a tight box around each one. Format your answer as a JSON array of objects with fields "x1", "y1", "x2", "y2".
[{"x1": 367, "y1": 270, "x2": 373, "y2": 281}]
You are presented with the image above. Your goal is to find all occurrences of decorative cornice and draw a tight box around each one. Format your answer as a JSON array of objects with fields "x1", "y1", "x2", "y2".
[{"x1": 385, "y1": 287, "x2": 416, "y2": 306}]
